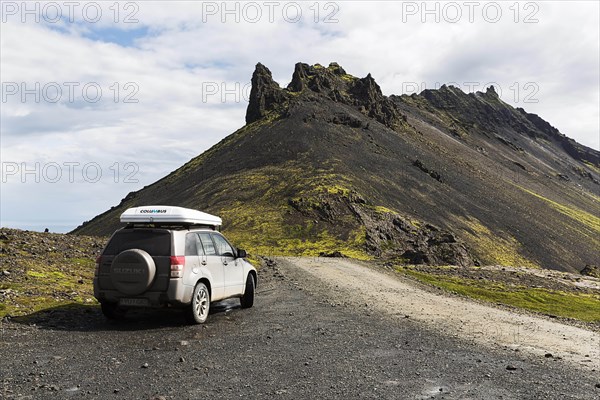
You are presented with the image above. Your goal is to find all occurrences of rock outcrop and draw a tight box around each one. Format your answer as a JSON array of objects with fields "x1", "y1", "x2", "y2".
[
  {"x1": 290, "y1": 190, "x2": 476, "y2": 266},
  {"x1": 245, "y1": 63, "x2": 289, "y2": 124},
  {"x1": 356, "y1": 208, "x2": 476, "y2": 267},
  {"x1": 247, "y1": 62, "x2": 406, "y2": 129},
  {"x1": 580, "y1": 265, "x2": 600, "y2": 278}
]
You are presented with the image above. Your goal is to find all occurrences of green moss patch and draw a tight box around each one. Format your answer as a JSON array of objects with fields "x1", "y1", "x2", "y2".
[
  {"x1": 519, "y1": 187, "x2": 600, "y2": 235},
  {"x1": 458, "y1": 216, "x2": 539, "y2": 268},
  {"x1": 400, "y1": 268, "x2": 600, "y2": 323},
  {"x1": 212, "y1": 162, "x2": 371, "y2": 260},
  {"x1": 0, "y1": 228, "x2": 102, "y2": 318}
]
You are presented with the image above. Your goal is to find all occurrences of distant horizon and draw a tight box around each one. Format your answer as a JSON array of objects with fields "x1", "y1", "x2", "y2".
[{"x1": 1, "y1": 224, "x2": 75, "y2": 234}]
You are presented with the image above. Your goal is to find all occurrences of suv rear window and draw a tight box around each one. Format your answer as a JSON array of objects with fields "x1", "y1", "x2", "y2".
[{"x1": 103, "y1": 229, "x2": 171, "y2": 256}]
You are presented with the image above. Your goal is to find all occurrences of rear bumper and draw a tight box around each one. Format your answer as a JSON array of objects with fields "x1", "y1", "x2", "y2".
[
  {"x1": 94, "y1": 277, "x2": 194, "y2": 307},
  {"x1": 167, "y1": 278, "x2": 194, "y2": 305}
]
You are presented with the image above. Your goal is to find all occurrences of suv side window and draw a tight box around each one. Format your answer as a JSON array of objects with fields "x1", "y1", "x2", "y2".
[
  {"x1": 198, "y1": 233, "x2": 217, "y2": 255},
  {"x1": 185, "y1": 233, "x2": 200, "y2": 256},
  {"x1": 211, "y1": 233, "x2": 234, "y2": 257}
]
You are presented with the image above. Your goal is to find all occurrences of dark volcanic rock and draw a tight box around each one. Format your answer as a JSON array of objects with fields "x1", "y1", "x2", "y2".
[
  {"x1": 319, "y1": 251, "x2": 347, "y2": 258},
  {"x1": 247, "y1": 61, "x2": 405, "y2": 129},
  {"x1": 245, "y1": 63, "x2": 289, "y2": 124},
  {"x1": 413, "y1": 159, "x2": 443, "y2": 182},
  {"x1": 287, "y1": 62, "x2": 406, "y2": 129},
  {"x1": 288, "y1": 62, "x2": 347, "y2": 98},
  {"x1": 348, "y1": 73, "x2": 405, "y2": 128},
  {"x1": 353, "y1": 205, "x2": 475, "y2": 267},
  {"x1": 516, "y1": 108, "x2": 599, "y2": 166},
  {"x1": 290, "y1": 190, "x2": 475, "y2": 267},
  {"x1": 288, "y1": 62, "x2": 310, "y2": 92},
  {"x1": 580, "y1": 265, "x2": 600, "y2": 278}
]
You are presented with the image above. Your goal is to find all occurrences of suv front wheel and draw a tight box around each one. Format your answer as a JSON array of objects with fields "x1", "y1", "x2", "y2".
[
  {"x1": 240, "y1": 274, "x2": 255, "y2": 309},
  {"x1": 185, "y1": 282, "x2": 210, "y2": 324}
]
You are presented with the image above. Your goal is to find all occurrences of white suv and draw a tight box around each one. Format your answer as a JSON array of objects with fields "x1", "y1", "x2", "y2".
[{"x1": 93, "y1": 206, "x2": 257, "y2": 324}]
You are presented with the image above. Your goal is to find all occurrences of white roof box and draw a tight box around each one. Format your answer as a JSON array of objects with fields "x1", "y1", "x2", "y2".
[{"x1": 120, "y1": 206, "x2": 222, "y2": 227}]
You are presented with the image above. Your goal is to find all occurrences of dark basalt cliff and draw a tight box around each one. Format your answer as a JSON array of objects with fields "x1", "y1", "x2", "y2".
[{"x1": 74, "y1": 62, "x2": 600, "y2": 272}]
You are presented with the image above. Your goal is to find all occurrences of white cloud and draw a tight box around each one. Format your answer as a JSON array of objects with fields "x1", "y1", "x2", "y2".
[{"x1": 1, "y1": 0, "x2": 598, "y2": 232}]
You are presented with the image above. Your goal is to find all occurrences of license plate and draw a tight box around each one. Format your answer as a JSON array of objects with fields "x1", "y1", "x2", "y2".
[{"x1": 119, "y1": 298, "x2": 149, "y2": 307}]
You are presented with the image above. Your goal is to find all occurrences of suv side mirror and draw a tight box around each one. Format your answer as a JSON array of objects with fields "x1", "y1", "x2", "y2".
[{"x1": 237, "y1": 249, "x2": 247, "y2": 259}]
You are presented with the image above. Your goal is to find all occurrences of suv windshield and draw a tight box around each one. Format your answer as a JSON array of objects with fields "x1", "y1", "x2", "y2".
[{"x1": 104, "y1": 229, "x2": 171, "y2": 256}]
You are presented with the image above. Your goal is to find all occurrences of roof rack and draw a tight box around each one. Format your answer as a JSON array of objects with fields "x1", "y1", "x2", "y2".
[{"x1": 120, "y1": 206, "x2": 222, "y2": 227}]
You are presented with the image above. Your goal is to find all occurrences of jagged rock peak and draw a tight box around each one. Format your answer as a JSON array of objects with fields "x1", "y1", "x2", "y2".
[
  {"x1": 328, "y1": 62, "x2": 346, "y2": 75},
  {"x1": 287, "y1": 62, "x2": 311, "y2": 92},
  {"x1": 349, "y1": 73, "x2": 383, "y2": 99},
  {"x1": 246, "y1": 62, "x2": 406, "y2": 129},
  {"x1": 245, "y1": 63, "x2": 288, "y2": 124},
  {"x1": 485, "y1": 85, "x2": 499, "y2": 97},
  {"x1": 287, "y1": 62, "x2": 351, "y2": 94}
]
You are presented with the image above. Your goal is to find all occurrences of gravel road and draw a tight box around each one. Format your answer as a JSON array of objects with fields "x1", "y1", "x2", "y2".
[
  {"x1": 286, "y1": 257, "x2": 600, "y2": 370},
  {"x1": 1, "y1": 257, "x2": 599, "y2": 399}
]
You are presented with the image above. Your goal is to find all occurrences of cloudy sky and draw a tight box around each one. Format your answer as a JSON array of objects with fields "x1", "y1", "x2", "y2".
[{"x1": 1, "y1": 0, "x2": 599, "y2": 232}]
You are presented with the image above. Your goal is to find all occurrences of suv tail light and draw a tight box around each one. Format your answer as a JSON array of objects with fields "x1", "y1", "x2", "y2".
[
  {"x1": 170, "y1": 256, "x2": 185, "y2": 278},
  {"x1": 95, "y1": 255, "x2": 102, "y2": 277}
]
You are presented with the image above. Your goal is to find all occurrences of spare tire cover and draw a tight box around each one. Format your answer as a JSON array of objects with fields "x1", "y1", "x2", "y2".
[{"x1": 110, "y1": 249, "x2": 156, "y2": 295}]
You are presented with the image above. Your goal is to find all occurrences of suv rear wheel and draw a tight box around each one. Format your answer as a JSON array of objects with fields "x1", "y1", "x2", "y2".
[
  {"x1": 100, "y1": 301, "x2": 126, "y2": 320},
  {"x1": 185, "y1": 282, "x2": 210, "y2": 324}
]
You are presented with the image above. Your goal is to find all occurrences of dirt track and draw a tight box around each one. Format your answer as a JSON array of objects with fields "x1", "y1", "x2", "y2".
[
  {"x1": 281, "y1": 257, "x2": 600, "y2": 371},
  {"x1": 1, "y1": 257, "x2": 599, "y2": 399}
]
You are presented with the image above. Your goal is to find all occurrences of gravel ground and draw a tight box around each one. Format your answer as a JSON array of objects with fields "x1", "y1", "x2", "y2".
[
  {"x1": 285, "y1": 257, "x2": 600, "y2": 370},
  {"x1": 1, "y1": 258, "x2": 599, "y2": 399}
]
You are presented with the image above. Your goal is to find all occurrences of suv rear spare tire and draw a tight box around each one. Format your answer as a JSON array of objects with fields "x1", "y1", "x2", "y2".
[{"x1": 110, "y1": 249, "x2": 156, "y2": 295}]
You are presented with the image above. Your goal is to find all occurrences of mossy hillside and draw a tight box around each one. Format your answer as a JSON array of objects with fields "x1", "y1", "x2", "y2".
[
  {"x1": 0, "y1": 229, "x2": 104, "y2": 317},
  {"x1": 71, "y1": 109, "x2": 294, "y2": 236},
  {"x1": 202, "y1": 163, "x2": 370, "y2": 259},
  {"x1": 504, "y1": 185, "x2": 600, "y2": 265},
  {"x1": 399, "y1": 268, "x2": 600, "y2": 323},
  {"x1": 519, "y1": 187, "x2": 600, "y2": 238},
  {"x1": 583, "y1": 160, "x2": 600, "y2": 174},
  {"x1": 457, "y1": 216, "x2": 539, "y2": 269},
  {"x1": 221, "y1": 203, "x2": 369, "y2": 259}
]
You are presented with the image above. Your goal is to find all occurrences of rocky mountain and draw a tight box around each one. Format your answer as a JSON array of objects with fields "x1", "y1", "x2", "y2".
[{"x1": 73, "y1": 62, "x2": 600, "y2": 272}]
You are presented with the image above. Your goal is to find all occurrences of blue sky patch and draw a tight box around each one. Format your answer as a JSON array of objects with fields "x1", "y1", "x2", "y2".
[{"x1": 82, "y1": 26, "x2": 150, "y2": 47}]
